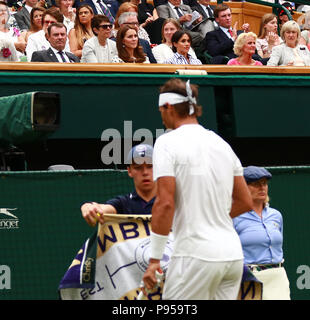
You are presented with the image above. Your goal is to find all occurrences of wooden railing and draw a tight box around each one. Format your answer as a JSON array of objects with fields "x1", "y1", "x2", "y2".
[{"x1": 1, "y1": 62, "x2": 310, "y2": 75}]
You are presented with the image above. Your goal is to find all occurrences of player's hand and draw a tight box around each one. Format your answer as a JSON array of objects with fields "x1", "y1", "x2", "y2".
[
  {"x1": 81, "y1": 202, "x2": 104, "y2": 226},
  {"x1": 142, "y1": 259, "x2": 161, "y2": 291}
]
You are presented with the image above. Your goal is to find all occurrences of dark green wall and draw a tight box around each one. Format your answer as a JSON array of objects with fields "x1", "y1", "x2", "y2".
[{"x1": 0, "y1": 167, "x2": 309, "y2": 300}]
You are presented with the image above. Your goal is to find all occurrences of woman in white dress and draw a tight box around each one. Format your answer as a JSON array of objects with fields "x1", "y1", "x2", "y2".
[
  {"x1": 81, "y1": 15, "x2": 117, "y2": 63},
  {"x1": 267, "y1": 20, "x2": 310, "y2": 66},
  {"x1": 111, "y1": 25, "x2": 149, "y2": 63},
  {"x1": 0, "y1": 1, "x2": 26, "y2": 60},
  {"x1": 152, "y1": 18, "x2": 197, "y2": 64}
]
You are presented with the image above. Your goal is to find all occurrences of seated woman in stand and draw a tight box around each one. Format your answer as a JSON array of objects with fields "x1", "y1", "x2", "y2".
[
  {"x1": 111, "y1": 24, "x2": 149, "y2": 63},
  {"x1": 68, "y1": 4, "x2": 94, "y2": 59},
  {"x1": 56, "y1": 0, "x2": 75, "y2": 33},
  {"x1": 152, "y1": 18, "x2": 197, "y2": 64},
  {"x1": 0, "y1": 1, "x2": 26, "y2": 60},
  {"x1": 227, "y1": 32, "x2": 263, "y2": 66},
  {"x1": 22, "y1": 7, "x2": 45, "y2": 43},
  {"x1": 163, "y1": 29, "x2": 202, "y2": 65},
  {"x1": 256, "y1": 13, "x2": 282, "y2": 59},
  {"x1": 267, "y1": 20, "x2": 310, "y2": 66},
  {"x1": 81, "y1": 15, "x2": 117, "y2": 63}
]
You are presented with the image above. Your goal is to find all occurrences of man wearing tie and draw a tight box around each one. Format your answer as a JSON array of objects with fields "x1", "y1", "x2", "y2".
[
  {"x1": 201, "y1": 3, "x2": 255, "y2": 64},
  {"x1": 14, "y1": 0, "x2": 38, "y2": 31},
  {"x1": 156, "y1": 0, "x2": 203, "y2": 49},
  {"x1": 75, "y1": 0, "x2": 118, "y2": 23},
  {"x1": 31, "y1": 23, "x2": 80, "y2": 62},
  {"x1": 191, "y1": 0, "x2": 217, "y2": 38}
]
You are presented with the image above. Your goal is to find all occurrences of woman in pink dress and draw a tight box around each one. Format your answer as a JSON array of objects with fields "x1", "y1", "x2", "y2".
[{"x1": 227, "y1": 32, "x2": 263, "y2": 66}]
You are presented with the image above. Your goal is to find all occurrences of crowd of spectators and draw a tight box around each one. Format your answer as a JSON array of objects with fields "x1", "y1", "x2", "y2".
[{"x1": 0, "y1": 0, "x2": 310, "y2": 66}]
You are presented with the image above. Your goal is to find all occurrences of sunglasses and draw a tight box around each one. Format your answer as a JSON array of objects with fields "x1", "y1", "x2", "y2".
[{"x1": 98, "y1": 24, "x2": 113, "y2": 30}]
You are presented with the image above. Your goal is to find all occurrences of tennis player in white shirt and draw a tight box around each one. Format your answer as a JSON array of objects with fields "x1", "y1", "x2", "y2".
[{"x1": 142, "y1": 78, "x2": 253, "y2": 300}]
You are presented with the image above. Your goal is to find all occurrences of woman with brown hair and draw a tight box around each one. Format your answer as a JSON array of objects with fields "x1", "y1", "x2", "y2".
[
  {"x1": 68, "y1": 4, "x2": 94, "y2": 58},
  {"x1": 23, "y1": 7, "x2": 46, "y2": 42},
  {"x1": 256, "y1": 13, "x2": 282, "y2": 59},
  {"x1": 111, "y1": 25, "x2": 149, "y2": 63}
]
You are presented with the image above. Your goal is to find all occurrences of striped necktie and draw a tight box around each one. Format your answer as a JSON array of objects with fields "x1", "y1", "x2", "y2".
[
  {"x1": 174, "y1": 6, "x2": 183, "y2": 18},
  {"x1": 58, "y1": 51, "x2": 67, "y2": 63},
  {"x1": 97, "y1": 0, "x2": 115, "y2": 24}
]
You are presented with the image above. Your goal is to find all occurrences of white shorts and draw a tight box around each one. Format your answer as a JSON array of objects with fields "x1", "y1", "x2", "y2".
[
  {"x1": 162, "y1": 256, "x2": 243, "y2": 300},
  {"x1": 252, "y1": 267, "x2": 291, "y2": 300}
]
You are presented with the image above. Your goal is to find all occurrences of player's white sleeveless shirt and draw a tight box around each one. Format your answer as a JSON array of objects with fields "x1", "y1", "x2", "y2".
[{"x1": 153, "y1": 124, "x2": 244, "y2": 261}]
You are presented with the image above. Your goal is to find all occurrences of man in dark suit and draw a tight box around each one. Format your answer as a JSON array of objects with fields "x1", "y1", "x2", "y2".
[
  {"x1": 31, "y1": 23, "x2": 80, "y2": 62},
  {"x1": 156, "y1": 0, "x2": 203, "y2": 49},
  {"x1": 75, "y1": 0, "x2": 119, "y2": 23},
  {"x1": 14, "y1": 0, "x2": 38, "y2": 31},
  {"x1": 201, "y1": 3, "x2": 255, "y2": 64}
]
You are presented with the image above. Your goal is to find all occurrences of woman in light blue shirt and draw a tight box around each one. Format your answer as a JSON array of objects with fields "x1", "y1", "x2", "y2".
[
  {"x1": 164, "y1": 30, "x2": 202, "y2": 65},
  {"x1": 233, "y1": 166, "x2": 291, "y2": 300}
]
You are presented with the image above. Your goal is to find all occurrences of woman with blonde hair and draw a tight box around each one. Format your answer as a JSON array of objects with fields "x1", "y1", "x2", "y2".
[
  {"x1": 233, "y1": 166, "x2": 291, "y2": 300},
  {"x1": 111, "y1": 25, "x2": 149, "y2": 63},
  {"x1": 227, "y1": 32, "x2": 263, "y2": 66},
  {"x1": 68, "y1": 4, "x2": 94, "y2": 58},
  {"x1": 268, "y1": 20, "x2": 310, "y2": 66},
  {"x1": 257, "y1": 13, "x2": 282, "y2": 59}
]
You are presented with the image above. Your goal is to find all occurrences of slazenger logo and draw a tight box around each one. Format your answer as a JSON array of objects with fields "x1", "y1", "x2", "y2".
[{"x1": 0, "y1": 208, "x2": 19, "y2": 229}]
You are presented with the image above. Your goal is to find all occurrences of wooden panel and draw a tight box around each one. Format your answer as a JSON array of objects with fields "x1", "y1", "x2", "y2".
[{"x1": 1, "y1": 62, "x2": 310, "y2": 75}]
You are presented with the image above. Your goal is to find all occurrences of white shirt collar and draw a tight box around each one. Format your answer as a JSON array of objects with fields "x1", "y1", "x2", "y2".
[{"x1": 25, "y1": 5, "x2": 33, "y2": 14}]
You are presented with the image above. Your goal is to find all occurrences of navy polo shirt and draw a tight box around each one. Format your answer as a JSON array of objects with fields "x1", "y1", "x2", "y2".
[{"x1": 105, "y1": 190, "x2": 155, "y2": 214}]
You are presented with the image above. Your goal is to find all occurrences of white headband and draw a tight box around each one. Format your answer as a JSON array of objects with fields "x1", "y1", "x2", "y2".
[{"x1": 158, "y1": 80, "x2": 196, "y2": 115}]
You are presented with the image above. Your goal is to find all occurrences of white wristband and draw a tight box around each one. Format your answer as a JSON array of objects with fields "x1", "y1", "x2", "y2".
[{"x1": 150, "y1": 231, "x2": 168, "y2": 260}]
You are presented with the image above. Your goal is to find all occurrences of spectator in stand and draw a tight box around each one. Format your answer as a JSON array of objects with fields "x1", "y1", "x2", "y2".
[
  {"x1": 26, "y1": 7, "x2": 69, "y2": 61},
  {"x1": 14, "y1": 0, "x2": 38, "y2": 31},
  {"x1": 0, "y1": 33, "x2": 18, "y2": 62},
  {"x1": 156, "y1": 0, "x2": 204, "y2": 50},
  {"x1": 0, "y1": 1, "x2": 27, "y2": 60},
  {"x1": 152, "y1": 18, "x2": 197, "y2": 63},
  {"x1": 75, "y1": 0, "x2": 118, "y2": 22},
  {"x1": 31, "y1": 22, "x2": 80, "y2": 62},
  {"x1": 111, "y1": 24, "x2": 150, "y2": 63},
  {"x1": 227, "y1": 32, "x2": 263, "y2": 66},
  {"x1": 299, "y1": 11, "x2": 310, "y2": 50},
  {"x1": 201, "y1": 4, "x2": 262, "y2": 64},
  {"x1": 22, "y1": 6, "x2": 45, "y2": 43},
  {"x1": 278, "y1": 2, "x2": 294, "y2": 31},
  {"x1": 68, "y1": 4, "x2": 94, "y2": 59},
  {"x1": 116, "y1": 12, "x2": 157, "y2": 62},
  {"x1": 130, "y1": 0, "x2": 165, "y2": 45},
  {"x1": 267, "y1": 20, "x2": 310, "y2": 66},
  {"x1": 113, "y1": 2, "x2": 151, "y2": 43},
  {"x1": 256, "y1": 13, "x2": 282, "y2": 59},
  {"x1": 191, "y1": 0, "x2": 217, "y2": 38},
  {"x1": 56, "y1": 0, "x2": 76, "y2": 33},
  {"x1": 81, "y1": 14, "x2": 117, "y2": 62},
  {"x1": 163, "y1": 29, "x2": 202, "y2": 64}
]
